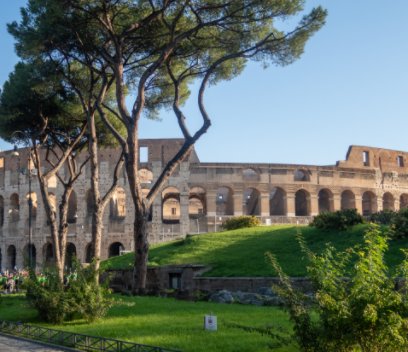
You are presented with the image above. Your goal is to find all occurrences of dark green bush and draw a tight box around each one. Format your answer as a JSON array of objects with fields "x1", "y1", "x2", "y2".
[
  {"x1": 390, "y1": 207, "x2": 408, "y2": 239},
  {"x1": 369, "y1": 209, "x2": 397, "y2": 225},
  {"x1": 26, "y1": 261, "x2": 111, "y2": 324},
  {"x1": 310, "y1": 209, "x2": 363, "y2": 231},
  {"x1": 222, "y1": 216, "x2": 261, "y2": 230}
]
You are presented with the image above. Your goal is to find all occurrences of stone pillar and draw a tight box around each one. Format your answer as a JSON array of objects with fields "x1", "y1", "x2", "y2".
[
  {"x1": 395, "y1": 198, "x2": 400, "y2": 211},
  {"x1": 310, "y1": 194, "x2": 319, "y2": 216},
  {"x1": 179, "y1": 191, "x2": 190, "y2": 236},
  {"x1": 233, "y1": 192, "x2": 243, "y2": 216},
  {"x1": 376, "y1": 195, "x2": 383, "y2": 213},
  {"x1": 355, "y1": 195, "x2": 363, "y2": 215},
  {"x1": 261, "y1": 193, "x2": 270, "y2": 217},
  {"x1": 333, "y1": 193, "x2": 341, "y2": 211},
  {"x1": 151, "y1": 194, "x2": 163, "y2": 243},
  {"x1": 286, "y1": 192, "x2": 295, "y2": 217},
  {"x1": 206, "y1": 191, "x2": 217, "y2": 217}
]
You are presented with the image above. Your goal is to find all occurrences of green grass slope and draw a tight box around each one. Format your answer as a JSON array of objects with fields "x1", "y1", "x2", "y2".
[{"x1": 102, "y1": 224, "x2": 408, "y2": 277}]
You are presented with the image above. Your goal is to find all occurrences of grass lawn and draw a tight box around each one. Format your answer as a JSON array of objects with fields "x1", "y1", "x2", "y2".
[
  {"x1": 103, "y1": 224, "x2": 408, "y2": 276},
  {"x1": 0, "y1": 294, "x2": 297, "y2": 352}
]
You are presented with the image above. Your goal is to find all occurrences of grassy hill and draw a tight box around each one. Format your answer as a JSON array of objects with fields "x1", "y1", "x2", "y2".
[{"x1": 102, "y1": 224, "x2": 408, "y2": 277}]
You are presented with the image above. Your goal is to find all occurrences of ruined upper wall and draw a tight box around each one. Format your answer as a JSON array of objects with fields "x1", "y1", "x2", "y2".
[{"x1": 337, "y1": 145, "x2": 408, "y2": 172}]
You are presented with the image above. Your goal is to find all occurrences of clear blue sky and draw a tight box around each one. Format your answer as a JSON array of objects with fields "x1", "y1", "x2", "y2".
[{"x1": 1, "y1": 1, "x2": 408, "y2": 165}]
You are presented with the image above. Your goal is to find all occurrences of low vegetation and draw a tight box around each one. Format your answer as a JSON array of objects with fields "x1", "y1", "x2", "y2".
[
  {"x1": 310, "y1": 209, "x2": 363, "y2": 230},
  {"x1": 222, "y1": 216, "x2": 261, "y2": 230},
  {"x1": 103, "y1": 224, "x2": 408, "y2": 277}
]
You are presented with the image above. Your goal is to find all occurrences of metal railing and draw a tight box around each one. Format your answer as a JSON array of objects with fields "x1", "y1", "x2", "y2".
[{"x1": 0, "y1": 320, "x2": 181, "y2": 352}]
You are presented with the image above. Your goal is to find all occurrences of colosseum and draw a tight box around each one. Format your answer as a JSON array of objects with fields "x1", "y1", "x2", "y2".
[{"x1": 0, "y1": 139, "x2": 407, "y2": 271}]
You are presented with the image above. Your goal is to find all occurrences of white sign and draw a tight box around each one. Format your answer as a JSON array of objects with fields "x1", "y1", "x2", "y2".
[{"x1": 204, "y1": 315, "x2": 217, "y2": 331}]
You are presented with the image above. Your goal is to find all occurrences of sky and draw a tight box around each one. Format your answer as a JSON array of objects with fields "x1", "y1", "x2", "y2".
[{"x1": 1, "y1": 1, "x2": 408, "y2": 165}]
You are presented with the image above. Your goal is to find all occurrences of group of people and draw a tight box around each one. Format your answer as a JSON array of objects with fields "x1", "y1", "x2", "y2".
[{"x1": 0, "y1": 269, "x2": 28, "y2": 293}]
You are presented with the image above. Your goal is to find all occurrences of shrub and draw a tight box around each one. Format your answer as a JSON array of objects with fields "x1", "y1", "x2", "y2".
[
  {"x1": 370, "y1": 209, "x2": 397, "y2": 225},
  {"x1": 26, "y1": 260, "x2": 111, "y2": 324},
  {"x1": 390, "y1": 207, "x2": 408, "y2": 239},
  {"x1": 222, "y1": 216, "x2": 260, "y2": 230},
  {"x1": 268, "y1": 225, "x2": 408, "y2": 352},
  {"x1": 310, "y1": 209, "x2": 363, "y2": 230}
]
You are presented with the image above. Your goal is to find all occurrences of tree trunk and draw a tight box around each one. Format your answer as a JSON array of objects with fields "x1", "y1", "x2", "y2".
[{"x1": 133, "y1": 211, "x2": 149, "y2": 294}]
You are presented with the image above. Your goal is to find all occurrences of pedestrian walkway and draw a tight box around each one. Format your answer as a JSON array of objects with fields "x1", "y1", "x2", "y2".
[{"x1": 0, "y1": 334, "x2": 68, "y2": 351}]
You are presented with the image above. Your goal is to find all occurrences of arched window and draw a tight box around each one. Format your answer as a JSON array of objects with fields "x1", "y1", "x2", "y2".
[
  {"x1": 24, "y1": 244, "x2": 36, "y2": 269},
  {"x1": 7, "y1": 245, "x2": 16, "y2": 270},
  {"x1": 43, "y1": 243, "x2": 54, "y2": 265},
  {"x1": 270, "y1": 187, "x2": 286, "y2": 216},
  {"x1": 9, "y1": 193, "x2": 20, "y2": 222},
  {"x1": 294, "y1": 169, "x2": 310, "y2": 182},
  {"x1": 109, "y1": 242, "x2": 124, "y2": 257},
  {"x1": 139, "y1": 168, "x2": 153, "y2": 184},
  {"x1": 216, "y1": 187, "x2": 234, "y2": 215},
  {"x1": 85, "y1": 243, "x2": 93, "y2": 263},
  {"x1": 295, "y1": 189, "x2": 311, "y2": 216},
  {"x1": 400, "y1": 194, "x2": 408, "y2": 209},
  {"x1": 189, "y1": 187, "x2": 206, "y2": 218},
  {"x1": 65, "y1": 243, "x2": 77, "y2": 269},
  {"x1": 243, "y1": 188, "x2": 261, "y2": 216},
  {"x1": 67, "y1": 191, "x2": 77, "y2": 223},
  {"x1": 341, "y1": 190, "x2": 356, "y2": 210},
  {"x1": 162, "y1": 187, "x2": 180, "y2": 223},
  {"x1": 0, "y1": 195, "x2": 4, "y2": 227},
  {"x1": 110, "y1": 187, "x2": 126, "y2": 220},
  {"x1": 318, "y1": 189, "x2": 333, "y2": 213},
  {"x1": 85, "y1": 189, "x2": 95, "y2": 218},
  {"x1": 383, "y1": 192, "x2": 395, "y2": 211},
  {"x1": 362, "y1": 191, "x2": 377, "y2": 216},
  {"x1": 242, "y1": 168, "x2": 259, "y2": 182}
]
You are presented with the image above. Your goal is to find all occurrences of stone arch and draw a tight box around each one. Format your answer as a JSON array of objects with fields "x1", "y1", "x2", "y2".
[
  {"x1": 109, "y1": 242, "x2": 124, "y2": 258},
  {"x1": 318, "y1": 188, "x2": 334, "y2": 213},
  {"x1": 162, "y1": 187, "x2": 180, "y2": 223},
  {"x1": 400, "y1": 194, "x2": 408, "y2": 209},
  {"x1": 294, "y1": 169, "x2": 310, "y2": 182},
  {"x1": 110, "y1": 187, "x2": 126, "y2": 220},
  {"x1": 65, "y1": 243, "x2": 76, "y2": 269},
  {"x1": 216, "y1": 187, "x2": 234, "y2": 215},
  {"x1": 383, "y1": 192, "x2": 395, "y2": 211},
  {"x1": 243, "y1": 188, "x2": 261, "y2": 216},
  {"x1": 9, "y1": 193, "x2": 20, "y2": 222},
  {"x1": 362, "y1": 191, "x2": 377, "y2": 216},
  {"x1": 7, "y1": 245, "x2": 16, "y2": 270},
  {"x1": 26, "y1": 192, "x2": 38, "y2": 218},
  {"x1": 0, "y1": 195, "x2": 4, "y2": 227},
  {"x1": 270, "y1": 187, "x2": 286, "y2": 215},
  {"x1": 85, "y1": 243, "x2": 93, "y2": 263},
  {"x1": 139, "y1": 168, "x2": 153, "y2": 184},
  {"x1": 295, "y1": 189, "x2": 311, "y2": 216},
  {"x1": 43, "y1": 242, "x2": 54, "y2": 265},
  {"x1": 341, "y1": 190, "x2": 356, "y2": 210},
  {"x1": 67, "y1": 191, "x2": 77, "y2": 223},
  {"x1": 189, "y1": 186, "x2": 206, "y2": 218},
  {"x1": 23, "y1": 244, "x2": 36, "y2": 269},
  {"x1": 242, "y1": 168, "x2": 260, "y2": 182}
]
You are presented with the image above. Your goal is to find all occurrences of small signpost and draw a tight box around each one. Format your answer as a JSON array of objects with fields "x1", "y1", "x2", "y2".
[{"x1": 204, "y1": 314, "x2": 217, "y2": 331}]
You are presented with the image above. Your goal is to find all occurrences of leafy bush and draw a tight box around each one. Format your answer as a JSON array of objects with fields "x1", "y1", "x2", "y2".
[
  {"x1": 390, "y1": 207, "x2": 408, "y2": 239},
  {"x1": 26, "y1": 261, "x2": 111, "y2": 324},
  {"x1": 310, "y1": 209, "x2": 363, "y2": 230},
  {"x1": 222, "y1": 216, "x2": 260, "y2": 230},
  {"x1": 268, "y1": 225, "x2": 408, "y2": 352},
  {"x1": 369, "y1": 209, "x2": 397, "y2": 225}
]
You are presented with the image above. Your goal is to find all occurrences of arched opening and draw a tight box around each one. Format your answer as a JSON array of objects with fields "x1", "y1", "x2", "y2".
[
  {"x1": 162, "y1": 187, "x2": 180, "y2": 223},
  {"x1": 0, "y1": 195, "x2": 4, "y2": 227},
  {"x1": 110, "y1": 187, "x2": 126, "y2": 220},
  {"x1": 67, "y1": 191, "x2": 77, "y2": 223},
  {"x1": 139, "y1": 168, "x2": 153, "y2": 184},
  {"x1": 243, "y1": 188, "x2": 261, "y2": 216},
  {"x1": 43, "y1": 243, "x2": 54, "y2": 265},
  {"x1": 65, "y1": 243, "x2": 77, "y2": 269},
  {"x1": 383, "y1": 192, "x2": 395, "y2": 211},
  {"x1": 242, "y1": 168, "x2": 259, "y2": 182},
  {"x1": 341, "y1": 190, "x2": 356, "y2": 210},
  {"x1": 295, "y1": 189, "x2": 311, "y2": 216},
  {"x1": 318, "y1": 189, "x2": 333, "y2": 213},
  {"x1": 270, "y1": 187, "x2": 286, "y2": 215},
  {"x1": 189, "y1": 187, "x2": 206, "y2": 218},
  {"x1": 85, "y1": 243, "x2": 93, "y2": 263},
  {"x1": 362, "y1": 191, "x2": 377, "y2": 216},
  {"x1": 109, "y1": 242, "x2": 124, "y2": 258},
  {"x1": 9, "y1": 193, "x2": 20, "y2": 222},
  {"x1": 216, "y1": 187, "x2": 234, "y2": 215},
  {"x1": 7, "y1": 245, "x2": 16, "y2": 270},
  {"x1": 86, "y1": 189, "x2": 95, "y2": 219},
  {"x1": 26, "y1": 192, "x2": 38, "y2": 218},
  {"x1": 400, "y1": 194, "x2": 408, "y2": 209},
  {"x1": 294, "y1": 169, "x2": 310, "y2": 182},
  {"x1": 24, "y1": 244, "x2": 36, "y2": 269}
]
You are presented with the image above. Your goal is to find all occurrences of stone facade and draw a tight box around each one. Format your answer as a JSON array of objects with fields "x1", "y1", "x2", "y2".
[{"x1": 0, "y1": 140, "x2": 408, "y2": 270}]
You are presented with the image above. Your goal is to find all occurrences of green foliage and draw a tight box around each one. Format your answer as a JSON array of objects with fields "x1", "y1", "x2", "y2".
[
  {"x1": 25, "y1": 261, "x2": 111, "y2": 324},
  {"x1": 310, "y1": 209, "x2": 363, "y2": 230},
  {"x1": 390, "y1": 208, "x2": 408, "y2": 239},
  {"x1": 222, "y1": 216, "x2": 261, "y2": 230},
  {"x1": 268, "y1": 224, "x2": 408, "y2": 352},
  {"x1": 369, "y1": 209, "x2": 397, "y2": 225}
]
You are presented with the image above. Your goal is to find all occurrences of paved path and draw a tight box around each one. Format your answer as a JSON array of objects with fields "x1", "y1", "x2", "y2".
[{"x1": 0, "y1": 334, "x2": 68, "y2": 351}]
